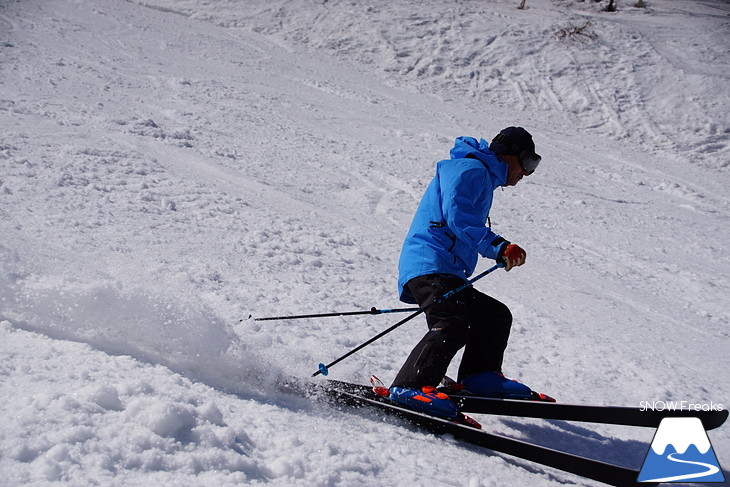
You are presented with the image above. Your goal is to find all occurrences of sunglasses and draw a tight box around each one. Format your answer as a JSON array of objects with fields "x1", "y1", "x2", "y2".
[{"x1": 518, "y1": 150, "x2": 541, "y2": 175}]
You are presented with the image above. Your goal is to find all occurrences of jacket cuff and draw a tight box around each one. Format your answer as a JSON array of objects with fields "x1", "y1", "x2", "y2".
[{"x1": 491, "y1": 237, "x2": 510, "y2": 260}]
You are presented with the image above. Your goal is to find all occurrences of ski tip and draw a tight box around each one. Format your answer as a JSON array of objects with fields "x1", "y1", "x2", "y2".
[{"x1": 318, "y1": 363, "x2": 329, "y2": 376}]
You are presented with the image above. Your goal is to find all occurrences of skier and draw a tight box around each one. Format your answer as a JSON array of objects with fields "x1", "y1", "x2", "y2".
[{"x1": 388, "y1": 127, "x2": 542, "y2": 419}]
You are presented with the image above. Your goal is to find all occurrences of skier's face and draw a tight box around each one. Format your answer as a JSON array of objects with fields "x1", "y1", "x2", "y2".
[{"x1": 503, "y1": 155, "x2": 530, "y2": 186}]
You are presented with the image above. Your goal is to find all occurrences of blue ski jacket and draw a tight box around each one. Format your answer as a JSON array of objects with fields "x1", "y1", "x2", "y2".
[{"x1": 398, "y1": 137, "x2": 509, "y2": 303}]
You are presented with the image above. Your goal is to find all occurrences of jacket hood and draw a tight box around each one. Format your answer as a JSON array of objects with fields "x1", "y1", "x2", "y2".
[
  {"x1": 449, "y1": 136, "x2": 507, "y2": 187},
  {"x1": 450, "y1": 136, "x2": 491, "y2": 160}
]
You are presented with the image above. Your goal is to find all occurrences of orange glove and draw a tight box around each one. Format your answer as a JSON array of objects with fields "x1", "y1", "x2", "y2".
[{"x1": 501, "y1": 243, "x2": 526, "y2": 271}]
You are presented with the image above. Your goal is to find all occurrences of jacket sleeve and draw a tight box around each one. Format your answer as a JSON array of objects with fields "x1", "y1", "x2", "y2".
[{"x1": 439, "y1": 162, "x2": 507, "y2": 260}]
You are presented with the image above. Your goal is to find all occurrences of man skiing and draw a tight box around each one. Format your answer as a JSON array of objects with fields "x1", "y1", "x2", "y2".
[{"x1": 387, "y1": 127, "x2": 542, "y2": 419}]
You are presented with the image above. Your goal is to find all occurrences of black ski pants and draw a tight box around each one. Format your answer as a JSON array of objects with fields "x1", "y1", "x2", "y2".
[{"x1": 391, "y1": 273, "x2": 512, "y2": 389}]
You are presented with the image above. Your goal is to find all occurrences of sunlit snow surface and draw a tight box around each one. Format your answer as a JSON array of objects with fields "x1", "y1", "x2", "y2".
[{"x1": 1, "y1": 0, "x2": 728, "y2": 485}]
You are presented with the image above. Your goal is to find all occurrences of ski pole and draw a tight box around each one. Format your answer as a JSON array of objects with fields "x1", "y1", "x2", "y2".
[
  {"x1": 312, "y1": 262, "x2": 504, "y2": 377},
  {"x1": 247, "y1": 306, "x2": 419, "y2": 322}
]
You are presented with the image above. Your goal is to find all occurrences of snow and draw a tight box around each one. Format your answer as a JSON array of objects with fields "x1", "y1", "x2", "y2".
[{"x1": 0, "y1": 0, "x2": 728, "y2": 485}]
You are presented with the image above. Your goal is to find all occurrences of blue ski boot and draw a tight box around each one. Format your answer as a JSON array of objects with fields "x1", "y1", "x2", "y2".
[
  {"x1": 371, "y1": 376, "x2": 481, "y2": 428},
  {"x1": 387, "y1": 385, "x2": 460, "y2": 419},
  {"x1": 460, "y1": 371, "x2": 535, "y2": 400}
]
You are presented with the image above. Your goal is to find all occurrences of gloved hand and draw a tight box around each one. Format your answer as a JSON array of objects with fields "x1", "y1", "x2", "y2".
[{"x1": 500, "y1": 243, "x2": 526, "y2": 271}]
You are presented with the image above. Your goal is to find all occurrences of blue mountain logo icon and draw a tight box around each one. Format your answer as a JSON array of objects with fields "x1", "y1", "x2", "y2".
[{"x1": 638, "y1": 417, "x2": 725, "y2": 483}]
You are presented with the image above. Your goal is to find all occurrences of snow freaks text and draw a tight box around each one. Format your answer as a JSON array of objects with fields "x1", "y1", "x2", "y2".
[{"x1": 640, "y1": 401, "x2": 725, "y2": 412}]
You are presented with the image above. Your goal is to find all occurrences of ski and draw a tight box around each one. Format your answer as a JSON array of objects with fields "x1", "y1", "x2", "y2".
[
  {"x1": 325, "y1": 378, "x2": 728, "y2": 430},
  {"x1": 314, "y1": 381, "x2": 656, "y2": 487},
  {"x1": 276, "y1": 376, "x2": 726, "y2": 485},
  {"x1": 450, "y1": 393, "x2": 729, "y2": 430}
]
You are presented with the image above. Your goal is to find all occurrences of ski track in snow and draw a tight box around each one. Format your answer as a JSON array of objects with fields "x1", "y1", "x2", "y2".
[{"x1": 0, "y1": 0, "x2": 728, "y2": 485}]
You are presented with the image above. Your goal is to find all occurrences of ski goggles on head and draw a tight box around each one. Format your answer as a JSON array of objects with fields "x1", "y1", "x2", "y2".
[
  {"x1": 518, "y1": 150, "x2": 541, "y2": 175},
  {"x1": 491, "y1": 132, "x2": 541, "y2": 174}
]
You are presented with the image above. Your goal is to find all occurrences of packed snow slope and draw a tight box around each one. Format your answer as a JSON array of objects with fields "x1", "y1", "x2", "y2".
[{"x1": 1, "y1": 0, "x2": 728, "y2": 485}]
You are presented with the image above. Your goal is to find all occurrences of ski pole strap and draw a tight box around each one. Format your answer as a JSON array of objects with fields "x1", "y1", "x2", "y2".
[{"x1": 312, "y1": 263, "x2": 503, "y2": 377}]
